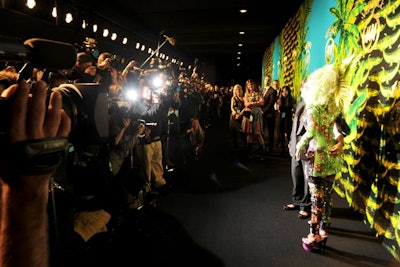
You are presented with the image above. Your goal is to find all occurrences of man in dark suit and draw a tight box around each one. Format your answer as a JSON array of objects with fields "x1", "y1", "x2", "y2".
[
  {"x1": 283, "y1": 100, "x2": 311, "y2": 218},
  {"x1": 262, "y1": 75, "x2": 277, "y2": 152}
]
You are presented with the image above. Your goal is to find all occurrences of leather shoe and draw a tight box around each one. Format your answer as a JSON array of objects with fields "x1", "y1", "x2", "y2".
[
  {"x1": 283, "y1": 203, "x2": 298, "y2": 210},
  {"x1": 298, "y1": 211, "x2": 310, "y2": 219}
]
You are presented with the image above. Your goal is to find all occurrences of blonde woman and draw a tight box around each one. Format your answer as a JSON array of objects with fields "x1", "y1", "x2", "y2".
[
  {"x1": 229, "y1": 84, "x2": 246, "y2": 152},
  {"x1": 242, "y1": 79, "x2": 265, "y2": 153}
]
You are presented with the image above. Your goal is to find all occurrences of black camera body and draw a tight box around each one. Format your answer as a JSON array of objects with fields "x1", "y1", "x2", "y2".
[
  {"x1": 52, "y1": 83, "x2": 109, "y2": 145},
  {"x1": 0, "y1": 38, "x2": 109, "y2": 146}
]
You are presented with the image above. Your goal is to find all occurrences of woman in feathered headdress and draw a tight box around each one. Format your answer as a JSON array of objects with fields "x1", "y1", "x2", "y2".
[{"x1": 295, "y1": 60, "x2": 353, "y2": 251}]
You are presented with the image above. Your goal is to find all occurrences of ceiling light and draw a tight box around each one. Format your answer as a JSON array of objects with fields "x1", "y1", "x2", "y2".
[
  {"x1": 239, "y1": 9, "x2": 247, "y2": 13},
  {"x1": 51, "y1": 7, "x2": 57, "y2": 18},
  {"x1": 103, "y1": 28, "x2": 109, "y2": 37},
  {"x1": 93, "y1": 24, "x2": 98, "y2": 33},
  {"x1": 239, "y1": 31, "x2": 245, "y2": 35},
  {"x1": 238, "y1": 43, "x2": 243, "y2": 47},
  {"x1": 65, "y1": 13, "x2": 73, "y2": 23},
  {"x1": 122, "y1": 38, "x2": 128, "y2": 44},
  {"x1": 26, "y1": 0, "x2": 36, "y2": 9},
  {"x1": 111, "y1": 33, "x2": 117, "y2": 40}
]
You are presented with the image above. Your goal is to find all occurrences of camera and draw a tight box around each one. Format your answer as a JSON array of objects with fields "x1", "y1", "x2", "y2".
[
  {"x1": 0, "y1": 38, "x2": 109, "y2": 146},
  {"x1": 51, "y1": 83, "x2": 109, "y2": 145}
]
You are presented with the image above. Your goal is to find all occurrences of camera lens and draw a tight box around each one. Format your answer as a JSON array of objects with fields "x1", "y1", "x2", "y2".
[{"x1": 52, "y1": 83, "x2": 109, "y2": 145}]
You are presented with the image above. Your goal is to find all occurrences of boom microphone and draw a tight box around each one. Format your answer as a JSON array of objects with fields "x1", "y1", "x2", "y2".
[{"x1": 163, "y1": 35, "x2": 176, "y2": 46}]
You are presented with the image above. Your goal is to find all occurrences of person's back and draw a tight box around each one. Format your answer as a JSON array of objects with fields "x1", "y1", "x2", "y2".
[
  {"x1": 295, "y1": 62, "x2": 351, "y2": 252},
  {"x1": 299, "y1": 105, "x2": 342, "y2": 177}
]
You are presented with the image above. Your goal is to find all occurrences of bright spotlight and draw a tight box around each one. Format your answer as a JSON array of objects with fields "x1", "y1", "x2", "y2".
[
  {"x1": 125, "y1": 89, "x2": 138, "y2": 101},
  {"x1": 103, "y1": 29, "x2": 109, "y2": 37}
]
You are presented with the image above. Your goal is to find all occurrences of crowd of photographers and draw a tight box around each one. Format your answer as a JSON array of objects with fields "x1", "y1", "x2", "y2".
[
  {"x1": 1, "y1": 46, "x2": 229, "y2": 207},
  {"x1": 0, "y1": 38, "x2": 236, "y2": 266}
]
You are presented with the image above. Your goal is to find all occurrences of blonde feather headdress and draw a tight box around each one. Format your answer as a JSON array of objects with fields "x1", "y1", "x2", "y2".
[{"x1": 301, "y1": 57, "x2": 355, "y2": 116}]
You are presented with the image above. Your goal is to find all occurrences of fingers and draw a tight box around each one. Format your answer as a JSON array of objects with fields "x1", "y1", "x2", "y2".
[
  {"x1": 57, "y1": 110, "x2": 71, "y2": 137},
  {"x1": 9, "y1": 81, "x2": 30, "y2": 142},
  {"x1": 44, "y1": 90, "x2": 62, "y2": 136},
  {"x1": 7, "y1": 81, "x2": 71, "y2": 143},
  {"x1": 28, "y1": 81, "x2": 48, "y2": 139},
  {"x1": 0, "y1": 83, "x2": 18, "y2": 98}
]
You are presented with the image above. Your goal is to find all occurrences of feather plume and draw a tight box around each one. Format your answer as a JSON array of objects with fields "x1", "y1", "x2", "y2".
[{"x1": 301, "y1": 56, "x2": 356, "y2": 117}]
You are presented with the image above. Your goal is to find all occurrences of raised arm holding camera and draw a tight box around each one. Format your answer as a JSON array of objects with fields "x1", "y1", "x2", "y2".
[{"x1": 0, "y1": 80, "x2": 71, "y2": 267}]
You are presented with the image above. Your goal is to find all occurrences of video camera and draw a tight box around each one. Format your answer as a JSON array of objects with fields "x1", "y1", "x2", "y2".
[{"x1": 0, "y1": 37, "x2": 109, "y2": 146}]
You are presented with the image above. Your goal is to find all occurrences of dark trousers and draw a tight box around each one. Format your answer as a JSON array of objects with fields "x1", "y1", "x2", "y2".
[
  {"x1": 264, "y1": 115, "x2": 275, "y2": 151},
  {"x1": 290, "y1": 156, "x2": 311, "y2": 212}
]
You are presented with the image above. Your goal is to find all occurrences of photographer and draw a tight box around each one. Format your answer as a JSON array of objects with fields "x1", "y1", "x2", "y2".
[
  {"x1": 131, "y1": 80, "x2": 168, "y2": 193},
  {"x1": 108, "y1": 101, "x2": 146, "y2": 209},
  {"x1": 0, "y1": 80, "x2": 71, "y2": 267},
  {"x1": 66, "y1": 52, "x2": 97, "y2": 83},
  {"x1": 94, "y1": 52, "x2": 115, "y2": 87}
]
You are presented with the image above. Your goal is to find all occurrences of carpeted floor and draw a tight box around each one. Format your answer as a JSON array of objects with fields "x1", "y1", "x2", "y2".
[
  {"x1": 51, "y1": 117, "x2": 400, "y2": 267},
  {"x1": 155, "y1": 117, "x2": 400, "y2": 267}
]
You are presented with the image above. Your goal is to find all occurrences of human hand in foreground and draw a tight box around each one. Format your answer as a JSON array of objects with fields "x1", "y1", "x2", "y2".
[{"x1": 0, "y1": 80, "x2": 71, "y2": 267}]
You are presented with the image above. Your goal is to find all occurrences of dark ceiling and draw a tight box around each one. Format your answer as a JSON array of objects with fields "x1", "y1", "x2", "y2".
[
  {"x1": 81, "y1": 0, "x2": 303, "y2": 58},
  {"x1": 1, "y1": 0, "x2": 304, "y2": 83},
  {"x1": 71, "y1": 0, "x2": 304, "y2": 80}
]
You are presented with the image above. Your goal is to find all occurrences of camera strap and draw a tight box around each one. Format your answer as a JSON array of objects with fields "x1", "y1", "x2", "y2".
[{"x1": 2, "y1": 137, "x2": 70, "y2": 175}]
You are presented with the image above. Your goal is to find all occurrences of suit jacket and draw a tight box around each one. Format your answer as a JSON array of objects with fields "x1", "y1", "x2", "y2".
[
  {"x1": 262, "y1": 87, "x2": 277, "y2": 118},
  {"x1": 288, "y1": 101, "x2": 306, "y2": 157}
]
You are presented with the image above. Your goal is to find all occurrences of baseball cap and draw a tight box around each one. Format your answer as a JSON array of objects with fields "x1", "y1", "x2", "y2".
[{"x1": 77, "y1": 52, "x2": 94, "y2": 63}]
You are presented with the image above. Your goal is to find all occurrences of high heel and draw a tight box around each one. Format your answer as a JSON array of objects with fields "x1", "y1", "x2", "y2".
[
  {"x1": 301, "y1": 234, "x2": 327, "y2": 252},
  {"x1": 319, "y1": 222, "x2": 330, "y2": 240},
  {"x1": 319, "y1": 229, "x2": 328, "y2": 239}
]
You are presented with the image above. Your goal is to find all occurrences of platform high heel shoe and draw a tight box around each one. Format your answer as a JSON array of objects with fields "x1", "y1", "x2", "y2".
[
  {"x1": 301, "y1": 233, "x2": 327, "y2": 253},
  {"x1": 319, "y1": 221, "x2": 330, "y2": 239}
]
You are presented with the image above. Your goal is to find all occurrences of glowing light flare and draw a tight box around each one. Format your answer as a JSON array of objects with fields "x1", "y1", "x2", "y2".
[
  {"x1": 65, "y1": 13, "x2": 73, "y2": 23},
  {"x1": 125, "y1": 89, "x2": 138, "y2": 101},
  {"x1": 152, "y1": 76, "x2": 163, "y2": 88},
  {"x1": 51, "y1": 7, "x2": 57, "y2": 18},
  {"x1": 26, "y1": 0, "x2": 36, "y2": 9}
]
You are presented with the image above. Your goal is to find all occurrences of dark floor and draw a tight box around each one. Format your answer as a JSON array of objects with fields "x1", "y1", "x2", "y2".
[
  {"x1": 53, "y1": 117, "x2": 400, "y2": 267},
  {"x1": 155, "y1": 117, "x2": 400, "y2": 267}
]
